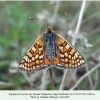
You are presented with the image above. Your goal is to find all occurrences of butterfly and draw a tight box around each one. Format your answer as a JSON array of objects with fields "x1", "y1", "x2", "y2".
[{"x1": 19, "y1": 26, "x2": 85, "y2": 72}]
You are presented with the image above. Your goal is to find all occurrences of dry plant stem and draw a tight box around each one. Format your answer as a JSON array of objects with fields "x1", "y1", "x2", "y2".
[
  {"x1": 85, "y1": 61, "x2": 94, "y2": 89},
  {"x1": 71, "y1": 0, "x2": 86, "y2": 81},
  {"x1": 30, "y1": 71, "x2": 42, "y2": 82},
  {"x1": 40, "y1": 69, "x2": 48, "y2": 90},
  {"x1": 21, "y1": 71, "x2": 34, "y2": 88},
  {"x1": 93, "y1": 70, "x2": 99, "y2": 90},
  {"x1": 72, "y1": 0, "x2": 86, "y2": 46},
  {"x1": 82, "y1": 10, "x2": 100, "y2": 25},
  {"x1": 69, "y1": 1, "x2": 91, "y2": 29},
  {"x1": 90, "y1": 26, "x2": 100, "y2": 37},
  {"x1": 49, "y1": 67, "x2": 55, "y2": 90},
  {"x1": 59, "y1": 69, "x2": 68, "y2": 90},
  {"x1": 59, "y1": 0, "x2": 86, "y2": 90},
  {"x1": 36, "y1": 25, "x2": 41, "y2": 37},
  {"x1": 69, "y1": 11, "x2": 79, "y2": 29},
  {"x1": 70, "y1": 62, "x2": 100, "y2": 90},
  {"x1": 51, "y1": 1, "x2": 61, "y2": 27}
]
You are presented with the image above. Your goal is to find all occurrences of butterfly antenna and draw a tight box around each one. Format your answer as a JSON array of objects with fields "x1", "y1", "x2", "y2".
[
  {"x1": 29, "y1": 12, "x2": 66, "y2": 29},
  {"x1": 63, "y1": 12, "x2": 66, "y2": 16},
  {"x1": 29, "y1": 17, "x2": 45, "y2": 26},
  {"x1": 50, "y1": 12, "x2": 67, "y2": 29},
  {"x1": 56, "y1": 12, "x2": 67, "y2": 22}
]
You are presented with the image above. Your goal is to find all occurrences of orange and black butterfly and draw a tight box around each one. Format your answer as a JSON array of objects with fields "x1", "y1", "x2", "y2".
[{"x1": 19, "y1": 26, "x2": 85, "y2": 72}]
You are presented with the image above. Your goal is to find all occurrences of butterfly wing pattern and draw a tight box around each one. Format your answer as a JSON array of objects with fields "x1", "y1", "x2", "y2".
[
  {"x1": 53, "y1": 33, "x2": 85, "y2": 69},
  {"x1": 19, "y1": 26, "x2": 85, "y2": 72},
  {"x1": 19, "y1": 34, "x2": 52, "y2": 71}
]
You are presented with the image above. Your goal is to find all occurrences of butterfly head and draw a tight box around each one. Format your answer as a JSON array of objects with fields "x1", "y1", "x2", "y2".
[{"x1": 47, "y1": 26, "x2": 53, "y2": 32}]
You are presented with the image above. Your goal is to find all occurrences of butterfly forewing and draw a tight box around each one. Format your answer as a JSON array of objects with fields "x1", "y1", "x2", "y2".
[
  {"x1": 19, "y1": 34, "x2": 51, "y2": 72},
  {"x1": 53, "y1": 33, "x2": 85, "y2": 69}
]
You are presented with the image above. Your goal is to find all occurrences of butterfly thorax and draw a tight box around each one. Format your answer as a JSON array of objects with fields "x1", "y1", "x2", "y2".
[{"x1": 43, "y1": 31, "x2": 56, "y2": 60}]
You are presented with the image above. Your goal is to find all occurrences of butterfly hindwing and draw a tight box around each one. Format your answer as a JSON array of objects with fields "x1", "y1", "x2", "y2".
[
  {"x1": 19, "y1": 34, "x2": 51, "y2": 72},
  {"x1": 54, "y1": 32, "x2": 85, "y2": 69}
]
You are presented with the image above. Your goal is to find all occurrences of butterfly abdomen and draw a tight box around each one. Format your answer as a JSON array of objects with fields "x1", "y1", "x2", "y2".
[{"x1": 44, "y1": 32, "x2": 56, "y2": 60}]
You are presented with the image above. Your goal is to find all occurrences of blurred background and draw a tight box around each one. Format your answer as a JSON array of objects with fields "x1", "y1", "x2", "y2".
[{"x1": 0, "y1": 1, "x2": 100, "y2": 90}]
